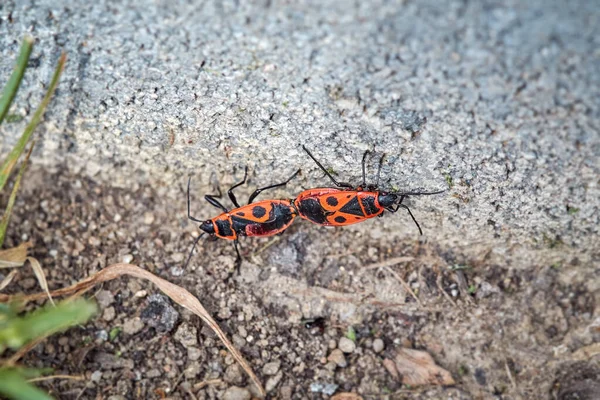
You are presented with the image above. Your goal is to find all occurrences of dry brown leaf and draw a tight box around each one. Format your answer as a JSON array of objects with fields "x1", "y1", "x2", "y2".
[
  {"x1": 331, "y1": 393, "x2": 363, "y2": 400},
  {"x1": 27, "y1": 256, "x2": 55, "y2": 306},
  {"x1": 382, "y1": 358, "x2": 399, "y2": 380},
  {"x1": 0, "y1": 263, "x2": 265, "y2": 397},
  {"x1": 0, "y1": 241, "x2": 32, "y2": 268},
  {"x1": 389, "y1": 348, "x2": 455, "y2": 386},
  {"x1": 0, "y1": 269, "x2": 18, "y2": 291}
]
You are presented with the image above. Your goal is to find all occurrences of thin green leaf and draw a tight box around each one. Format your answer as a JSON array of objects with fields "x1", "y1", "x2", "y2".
[
  {"x1": 0, "y1": 143, "x2": 34, "y2": 247},
  {"x1": 346, "y1": 326, "x2": 357, "y2": 342},
  {"x1": 0, "y1": 52, "x2": 66, "y2": 192},
  {"x1": 0, "y1": 368, "x2": 54, "y2": 400},
  {"x1": 0, "y1": 36, "x2": 34, "y2": 125},
  {"x1": 0, "y1": 298, "x2": 97, "y2": 352}
]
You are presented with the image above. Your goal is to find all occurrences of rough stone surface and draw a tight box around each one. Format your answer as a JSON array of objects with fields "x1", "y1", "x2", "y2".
[
  {"x1": 2, "y1": 1, "x2": 599, "y2": 399},
  {"x1": 139, "y1": 294, "x2": 180, "y2": 333}
]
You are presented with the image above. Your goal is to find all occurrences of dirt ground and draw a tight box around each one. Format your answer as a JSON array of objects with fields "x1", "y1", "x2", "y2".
[{"x1": 3, "y1": 165, "x2": 599, "y2": 400}]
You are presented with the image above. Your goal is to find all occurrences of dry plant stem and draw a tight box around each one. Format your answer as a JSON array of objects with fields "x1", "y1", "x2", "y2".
[
  {"x1": 28, "y1": 374, "x2": 85, "y2": 383},
  {"x1": 193, "y1": 379, "x2": 223, "y2": 390},
  {"x1": 27, "y1": 256, "x2": 55, "y2": 306},
  {"x1": 0, "y1": 269, "x2": 18, "y2": 291},
  {"x1": 436, "y1": 266, "x2": 458, "y2": 307},
  {"x1": 382, "y1": 265, "x2": 423, "y2": 307},
  {"x1": 6, "y1": 336, "x2": 45, "y2": 365},
  {"x1": 0, "y1": 263, "x2": 266, "y2": 397},
  {"x1": 364, "y1": 256, "x2": 415, "y2": 270}
]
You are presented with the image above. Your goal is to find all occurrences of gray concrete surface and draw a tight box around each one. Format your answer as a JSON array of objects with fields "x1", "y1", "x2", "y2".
[{"x1": 1, "y1": 1, "x2": 598, "y2": 259}]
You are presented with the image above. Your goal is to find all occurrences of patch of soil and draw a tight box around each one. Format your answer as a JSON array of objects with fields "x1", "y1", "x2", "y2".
[{"x1": 3, "y1": 166, "x2": 598, "y2": 399}]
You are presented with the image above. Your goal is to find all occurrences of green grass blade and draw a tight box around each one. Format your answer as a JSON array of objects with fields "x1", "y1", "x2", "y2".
[
  {"x1": 0, "y1": 298, "x2": 97, "y2": 352},
  {"x1": 0, "y1": 368, "x2": 54, "y2": 400},
  {"x1": 0, "y1": 143, "x2": 33, "y2": 247},
  {"x1": 0, "y1": 52, "x2": 66, "y2": 192},
  {"x1": 0, "y1": 36, "x2": 34, "y2": 125}
]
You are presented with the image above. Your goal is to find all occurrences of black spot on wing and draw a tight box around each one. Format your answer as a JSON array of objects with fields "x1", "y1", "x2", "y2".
[
  {"x1": 241, "y1": 203, "x2": 296, "y2": 236},
  {"x1": 334, "y1": 216, "x2": 347, "y2": 223},
  {"x1": 360, "y1": 195, "x2": 380, "y2": 215},
  {"x1": 252, "y1": 206, "x2": 267, "y2": 218},
  {"x1": 215, "y1": 219, "x2": 234, "y2": 237},
  {"x1": 338, "y1": 196, "x2": 364, "y2": 216},
  {"x1": 326, "y1": 196, "x2": 339, "y2": 206},
  {"x1": 236, "y1": 212, "x2": 245, "y2": 216}
]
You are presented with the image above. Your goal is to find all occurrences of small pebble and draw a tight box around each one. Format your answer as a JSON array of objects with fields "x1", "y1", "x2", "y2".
[
  {"x1": 103, "y1": 306, "x2": 116, "y2": 322},
  {"x1": 174, "y1": 323, "x2": 198, "y2": 347},
  {"x1": 262, "y1": 361, "x2": 281, "y2": 376},
  {"x1": 265, "y1": 371, "x2": 283, "y2": 392},
  {"x1": 338, "y1": 337, "x2": 356, "y2": 353},
  {"x1": 122, "y1": 254, "x2": 134, "y2": 264},
  {"x1": 96, "y1": 330, "x2": 108, "y2": 341},
  {"x1": 223, "y1": 364, "x2": 244, "y2": 385},
  {"x1": 91, "y1": 370, "x2": 102, "y2": 382},
  {"x1": 140, "y1": 294, "x2": 180, "y2": 333},
  {"x1": 373, "y1": 338, "x2": 385, "y2": 353},
  {"x1": 309, "y1": 382, "x2": 339, "y2": 395},
  {"x1": 123, "y1": 317, "x2": 144, "y2": 335},
  {"x1": 96, "y1": 290, "x2": 115, "y2": 308},
  {"x1": 187, "y1": 347, "x2": 202, "y2": 361},
  {"x1": 222, "y1": 386, "x2": 251, "y2": 400},
  {"x1": 143, "y1": 212, "x2": 155, "y2": 224},
  {"x1": 327, "y1": 349, "x2": 347, "y2": 367}
]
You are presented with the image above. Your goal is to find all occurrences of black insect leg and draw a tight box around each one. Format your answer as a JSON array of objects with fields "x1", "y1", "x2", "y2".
[
  {"x1": 302, "y1": 145, "x2": 354, "y2": 189},
  {"x1": 373, "y1": 153, "x2": 386, "y2": 189},
  {"x1": 247, "y1": 169, "x2": 301, "y2": 204},
  {"x1": 227, "y1": 166, "x2": 249, "y2": 208},
  {"x1": 233, "y1": 240, "x2": 242, "y2": 274},
  {"x1": 386, "y1": 201, "x2": 423, "y2": 235},
  {"x1": 187, "y1": 177, "x2": 204, "y2": 223},
  {"x1": 204, "y1": 192, "x2": 228, "y2": 213}
]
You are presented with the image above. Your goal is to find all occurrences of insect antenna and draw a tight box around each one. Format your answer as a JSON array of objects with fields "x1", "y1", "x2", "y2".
[{"x1": 183, "y1": 232, "x2": 206, "y2": 270}]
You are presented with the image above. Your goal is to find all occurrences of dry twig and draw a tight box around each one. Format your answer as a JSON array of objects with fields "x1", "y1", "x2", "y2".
[{"x1": 0, "y1": 263, "x2": 266, "y2": 397}]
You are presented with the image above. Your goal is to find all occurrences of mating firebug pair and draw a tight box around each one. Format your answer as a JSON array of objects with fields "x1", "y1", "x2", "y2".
[{"x1": 185, "y1": 146, "x2": 444, "y2": 271}]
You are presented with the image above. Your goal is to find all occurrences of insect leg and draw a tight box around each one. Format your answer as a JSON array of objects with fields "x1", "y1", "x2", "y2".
[
  {"x1": 227, "y1": 166, "x2": 248, "y2": 208},
  {"x1": 204, "y1": 194, "x2": 228, "y2": 212},
  {"x1": 233, "y1": 240, "x2": 242, "y2": 274},
  {"x1": 247, "y1": 169, "x2": 301, "y2": 204},
  {"x1": 302, "y1": 145, "x2": 354, "y2": 188},
  {"x1": 374, "y1": 153, "x2": 386, "y2": 189},
  {"x1": 387, "y1": 203, "x2": 423, "y2": 235}
]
